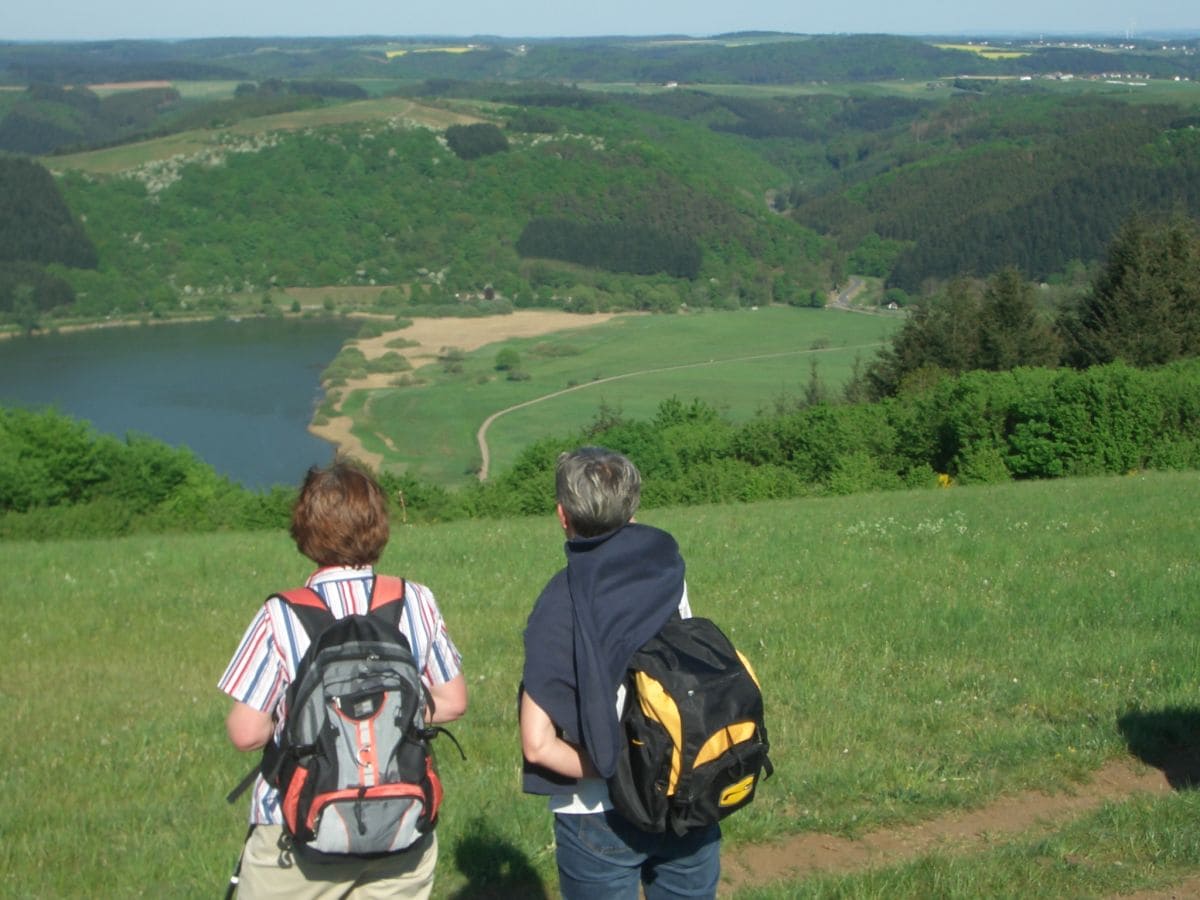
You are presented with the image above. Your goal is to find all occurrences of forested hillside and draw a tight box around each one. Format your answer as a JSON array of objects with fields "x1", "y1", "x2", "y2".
[
  {"x1": 405, "y1": 77, "x2": 1200, "y2": 294},
  {"x1": 787, "y1": 90, "x2": 1200, "y2": 290},
  {"x1": 0, "y1": 79, "x2": 372, "y2": 155},
  {"x1": 43, "y1": 103, "x2": 820, "y2": 319},
  {"x1": 0, "y1": 82, "x2": 181, "y2": 154},
  {"x1": 22, "y1": 83, "x2": 1196, "y2": 326},
  {"x1": 0, "y1": 156, "x2": 96, "y2": 326},
  {"x1": 0, "y1": 32, "x2": 1194, "y2": 323}
]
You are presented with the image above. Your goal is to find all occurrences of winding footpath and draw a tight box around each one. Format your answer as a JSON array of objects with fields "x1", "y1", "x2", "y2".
[
  {"x1": 718, "y1": 756, "x2": 1173, "y2": 895},
  {"x1": 474, "y1": 341, "x2": 887, "y2": 481}
]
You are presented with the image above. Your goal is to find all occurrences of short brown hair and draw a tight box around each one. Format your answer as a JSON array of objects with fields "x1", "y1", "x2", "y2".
[{"x1": 290, "y1": 461, "x2": 390, "y2": 566}]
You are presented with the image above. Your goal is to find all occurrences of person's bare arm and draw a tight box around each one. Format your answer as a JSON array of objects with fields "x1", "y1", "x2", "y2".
[
  {"x1": 427, "y1": 673, "x2": 468, "y2": 724},
  {"x1": 226, "y1": 701, "x2": 274, "y2": 752},
  {"x1": 520, "y1": 690, "x2": 595, "y2": 778}
]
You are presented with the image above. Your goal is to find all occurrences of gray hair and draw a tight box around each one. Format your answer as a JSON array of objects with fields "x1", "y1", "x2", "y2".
[{"x1": 555, "y1": 447, "x2": 641, "y2": 538}]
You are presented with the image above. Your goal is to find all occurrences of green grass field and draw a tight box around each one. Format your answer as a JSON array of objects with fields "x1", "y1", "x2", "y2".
[
  {"x1": 3, "y1": 470, "x2": 1199, "y2": 897},
  {"x1": 352, "y1": 307, "x2": 900, "y2": 484}
]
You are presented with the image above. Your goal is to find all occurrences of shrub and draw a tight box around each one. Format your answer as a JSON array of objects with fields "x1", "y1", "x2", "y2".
[
  {"x1": 365, "y1": 352, "x2": 412, "y2": 374},
  {"x1": 321, "y1": 347, "x2": 368, "y2": 381},
  {"x1": 954, "y1": 443, "x2": 1012, "y2": 485},
  {"x1": 495, "y1": 347, "x2": 521, "y2": 371},
  {"x1": 445, "y1": 123, "x2": 509, "y2": 160}
]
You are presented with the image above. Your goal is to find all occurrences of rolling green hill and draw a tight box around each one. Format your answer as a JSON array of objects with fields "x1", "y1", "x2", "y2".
[{"x1": 3, "y1": 471, "x2": 1199, "y2": 897}]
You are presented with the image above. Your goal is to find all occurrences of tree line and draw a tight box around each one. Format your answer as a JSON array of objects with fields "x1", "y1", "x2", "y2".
[
  {"x1": 863, "y1": 215, "x2": 1200, "y2": 398},
  {"x1": 7, "y1": 352, "x2": 1200, "y2": 540},
  {"x1": 0, "y1": 406, "x2": 293, "y2": 539}
]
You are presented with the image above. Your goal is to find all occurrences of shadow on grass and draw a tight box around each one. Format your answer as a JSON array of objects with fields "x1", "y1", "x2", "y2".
[
  {"x1": 1118, "y1": 706, "x2": 1200, "y2": 789},
  {"x1": 447, "y1": 817, "x2": 549, "y2": 900}
]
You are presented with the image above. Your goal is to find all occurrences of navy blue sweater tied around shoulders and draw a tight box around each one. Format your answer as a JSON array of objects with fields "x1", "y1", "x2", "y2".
[{"x1": 522, "y1": 522, "x2": 685, "y2": 795}]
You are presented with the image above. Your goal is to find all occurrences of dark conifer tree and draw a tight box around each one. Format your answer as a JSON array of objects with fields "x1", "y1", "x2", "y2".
[{"x1": 1059, "y1": 215, "x2": 1200, "y2": 367}]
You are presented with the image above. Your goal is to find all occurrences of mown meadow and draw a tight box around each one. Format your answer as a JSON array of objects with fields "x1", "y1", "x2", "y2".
[
  {"x1": 341, "y1": 307, "x2": 899, "y2": 484},
  {"x1": 3, "y1": 470, "x2": 1199, "y2": 897}
]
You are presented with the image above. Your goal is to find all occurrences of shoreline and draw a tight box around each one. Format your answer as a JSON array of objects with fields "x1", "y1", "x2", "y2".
[
  {"x1": 0, "y1": 314, "x2": 220, "y2": 341},
  {"x1": 304, "y1": 310, "x2": 632, "y2": 470},
  {"x1": 1, "y1": 308, "x2": 632, "y2": 474}
]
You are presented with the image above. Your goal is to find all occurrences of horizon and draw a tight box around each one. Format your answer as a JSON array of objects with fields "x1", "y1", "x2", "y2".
[
  {"x1": 5, "y1": 27, "x2": 1200, "y2": 44},
  {"x1": 4, "y1": 1, "x2": 1197, "y2": 44}
]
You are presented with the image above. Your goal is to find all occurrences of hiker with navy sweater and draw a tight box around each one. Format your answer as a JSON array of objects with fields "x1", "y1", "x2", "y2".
[{"x1": 520, "y1": 447, "x2": 721, "y2": 900}]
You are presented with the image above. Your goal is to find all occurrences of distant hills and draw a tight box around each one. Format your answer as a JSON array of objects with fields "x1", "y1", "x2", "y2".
[
  {"x1": 2, "y1": 31, "x2": 1199, "y2": 326},
  {"x1": 1, "y1": 33, "x2": 1197, "y2": 87}
]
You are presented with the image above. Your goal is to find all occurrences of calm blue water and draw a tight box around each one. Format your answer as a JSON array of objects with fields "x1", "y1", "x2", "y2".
[{"x1": 0, "y1": 318, "x2": 359, "y2": 490}]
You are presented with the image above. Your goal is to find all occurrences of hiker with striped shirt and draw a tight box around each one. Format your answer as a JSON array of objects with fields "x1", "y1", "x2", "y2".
[{"x1": 219, "y1": 461, "x2": 467, "y2": 900}]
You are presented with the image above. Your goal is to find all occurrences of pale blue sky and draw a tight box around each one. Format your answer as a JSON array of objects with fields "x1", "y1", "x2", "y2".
[{"x1": 2, "y1": 0, "x2": 1195, "y2": 42}]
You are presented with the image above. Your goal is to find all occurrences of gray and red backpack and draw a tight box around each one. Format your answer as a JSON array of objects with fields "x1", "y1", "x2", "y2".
[{"x1": 230, "y1": 576, "x2": 462, "y2": 861}]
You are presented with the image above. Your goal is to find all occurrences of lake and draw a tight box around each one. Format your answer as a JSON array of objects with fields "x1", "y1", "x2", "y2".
[{"x1": 0, "y1": 317, "x2": 359, "y2": 490}]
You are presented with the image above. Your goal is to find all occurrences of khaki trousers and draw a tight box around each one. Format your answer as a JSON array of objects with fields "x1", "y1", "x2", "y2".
[{"x1": 236, "y1": 825, "x2": 437, "y2": 900}]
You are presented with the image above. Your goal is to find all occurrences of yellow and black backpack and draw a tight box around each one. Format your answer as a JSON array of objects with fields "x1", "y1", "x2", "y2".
[{"x1": 608, "y1": 614, "x2": 773, "y2": 835}]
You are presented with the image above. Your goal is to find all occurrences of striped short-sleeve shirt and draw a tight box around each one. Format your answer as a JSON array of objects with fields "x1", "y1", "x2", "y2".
[{"x1": 218, "y1": 566, "x2": 462, "y2": 825}]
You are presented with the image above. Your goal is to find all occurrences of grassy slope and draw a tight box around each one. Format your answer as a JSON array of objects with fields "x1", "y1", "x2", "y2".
[
  {"x1": 3, "y1": 471, "x2": 1199, "y2": 896},
  {"x1": 353, "y1": 307, "x2": 900, "y2": 484},
  {"x1": 44, "y1": 96, "x2": 486, "y2": 175}
]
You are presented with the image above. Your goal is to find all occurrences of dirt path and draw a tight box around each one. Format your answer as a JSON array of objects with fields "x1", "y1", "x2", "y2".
[
  {"x1": 1121, "y1": 874, "x2": 1200, "y2": 899},
  {"x1": 827, "y1": 275, "x2": 869, "y2": 311},
  {"x1": 719, "y1": 757, "x2": 1173, "y2": 895},
  {"x1": 307, "y1": 311, "x2": 628, "y2": 468},
  {"x1": 474, "y1": 341, "x2": 887, "y2": 481}
]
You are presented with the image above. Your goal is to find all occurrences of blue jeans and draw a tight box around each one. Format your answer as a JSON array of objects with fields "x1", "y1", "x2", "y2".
[{"x1": 553, "y1": 811, "x2": 721, "y2": 900}]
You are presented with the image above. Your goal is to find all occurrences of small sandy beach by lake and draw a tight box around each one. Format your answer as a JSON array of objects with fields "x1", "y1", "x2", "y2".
[{"x1": 308, "y1": 310, "x2": 628, "y2": 468}]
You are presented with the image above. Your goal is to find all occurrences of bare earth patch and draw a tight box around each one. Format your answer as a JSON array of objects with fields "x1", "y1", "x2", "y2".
[
  {"x1": 1123, "y1": 874, "x2": 1200, "y2": 900},
  {"x1": 719, "y1": 757, "x2": 1170, "y2": 895},
  {"x1": 308, "y1": 310, "x2": 628, "y2": 467}
]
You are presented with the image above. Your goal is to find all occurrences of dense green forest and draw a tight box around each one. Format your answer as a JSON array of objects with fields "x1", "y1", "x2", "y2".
[
  {"x1": 787, "y1": 91, "x2": 1200, "y2": 289},
  {"x1": 3, "y1": 89, "x2": 1196, "y2": 328}
]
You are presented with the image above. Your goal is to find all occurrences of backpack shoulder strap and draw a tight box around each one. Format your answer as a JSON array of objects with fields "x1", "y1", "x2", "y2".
[
  {"x1": 368, "y1": 575, "x2": 407, "y2": 629},
  {"x1": 270, "y1": 587, "x2": 332, "y2": 641}
]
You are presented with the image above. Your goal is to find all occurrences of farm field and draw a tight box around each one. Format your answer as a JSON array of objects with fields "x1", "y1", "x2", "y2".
[
  {"x1": 335, "y1": 306, "x2": 901, "y2": 485},
  {"x1": 2, "y1": 471, "x2": 1199, "y2": 897},
  {"x1": 43, "y1": 96, "x2": 486, "y2": 175}
]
